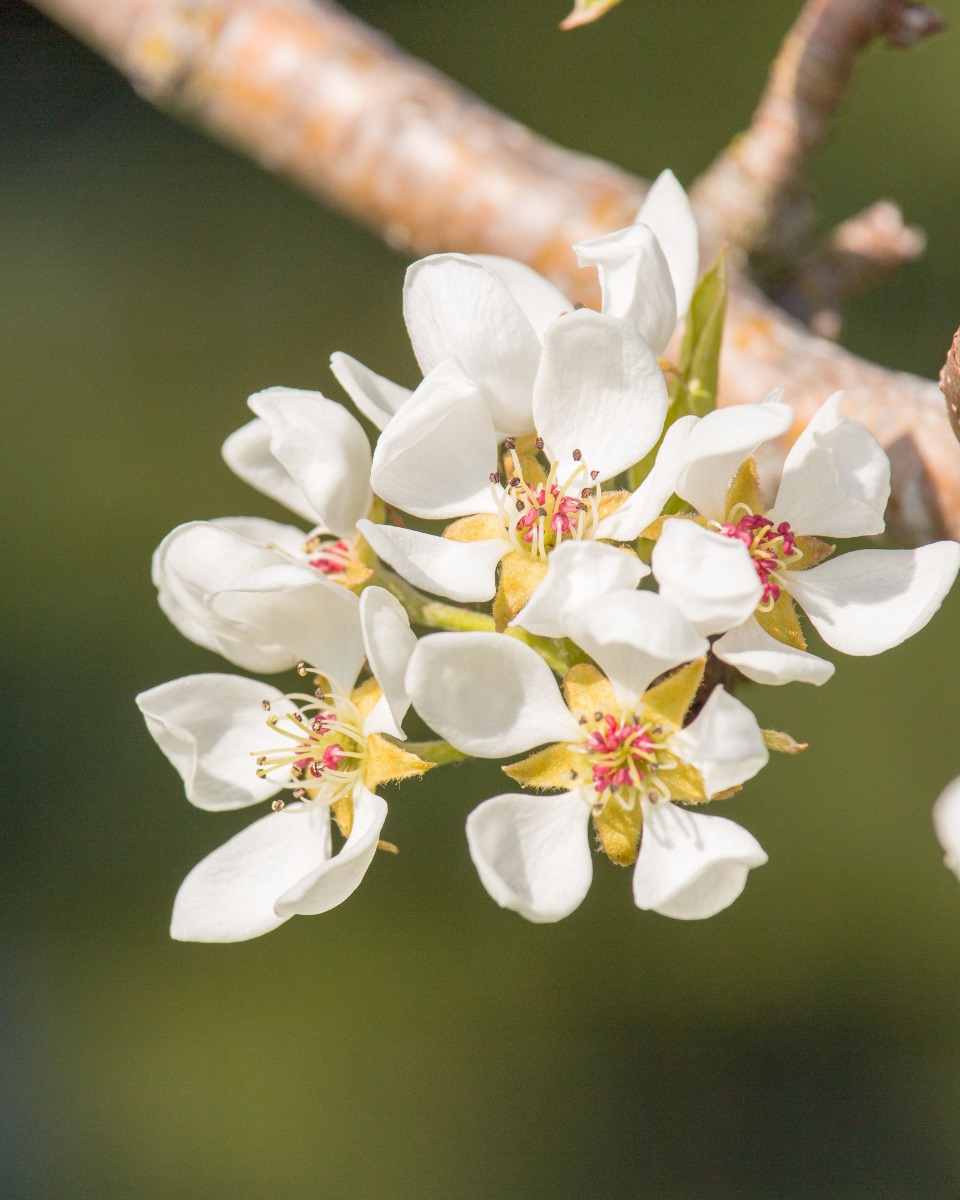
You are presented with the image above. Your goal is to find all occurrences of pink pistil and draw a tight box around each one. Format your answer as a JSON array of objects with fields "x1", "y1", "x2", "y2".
[
  {"x1": 717, "y1": 513, "x2": 797, "y2": 605},
  {"x1": 585, "y1": 715, "x2": 658, "y2": 796}
]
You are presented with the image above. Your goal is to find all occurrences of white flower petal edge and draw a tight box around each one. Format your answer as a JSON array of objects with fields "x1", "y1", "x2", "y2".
[
  {"x1": 357, "y1": 519, "x2": 506, "y2": 603},
  {"x1": 675, "y1": 395, "x2": 794, "y2": 521},
  {"x1": 511, "y1": 540, "x2": 649, "y2": 638},
  {"x1": 652, "y1": 518, "x2": 762, "y2": 636},
  {"x1": 137, "y1": 674, "x2": 293, "y2": 811},
  {"x1": 359, "y1": 587, "x2": 417, "y2": 740},
  {"x1": 370, "y1": 363, "x2": 498, "y2": 519},
  {"x1": 274, "y1": 788, "x2": 388, "y2": 918},
  {"x1": 712, "y1": 617, "x2": 836, "y2": 687},
  {"x1": 170, "y1": 804, "x2": 332, "y2": 942},
  {"x1": 564, "y1": 590, "x2": 708, "y2": 708},
  {"x1": 329, "y1": 351, "x2": 412, "y2": 432},
  {"x1": 222, "y1": 420, "x2": 319, "y2": 524},
  {"x1": 406, "y1": 632, "x2": 582, "y2": 758},
  {"x1": 785, "y1": 543, "x2": 960, "y2": 655},
  {"x1": 403, "y1": 253, "x2": 542, "y2": 434},
  {"x1": 668, "y1": 687, "x2": 768, "y2": 797},
  {"x1": 933, "y1": 776, "x2": 960, "y2": 879},
  {"x1": 471, "y1": 254, "x2": 573, "y2": 339},
  {"x1": 634, "y1": 169, "x2": 699, "y2": 322},
  {"x1": 633, "y1": 799, "x2": 767, "y2": 920},
  {"x1": 768, "y1": 392, "x2": 890, "y2": 538},
  {"x1": 533, "y1": 309, "x2": 669, "y2": 482},
  {"x1": 466, "y1": 791, "x2": 593, "y2": 923},
  {"x1": 594, "y1": 415, "x2": 698, "y2": 542}
]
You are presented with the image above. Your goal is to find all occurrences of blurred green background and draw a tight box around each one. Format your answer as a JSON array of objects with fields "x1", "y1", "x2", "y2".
[{"x1": 5, "y1": 1, "x2": 960, "y2": 1196}]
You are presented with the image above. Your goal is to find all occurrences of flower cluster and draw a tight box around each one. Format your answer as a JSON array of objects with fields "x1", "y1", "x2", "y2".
[{"x1": 139, "y1": 171, "x2": 960, "y2": 940}]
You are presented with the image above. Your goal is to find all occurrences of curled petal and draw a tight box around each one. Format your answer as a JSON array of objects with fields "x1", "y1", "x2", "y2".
[
  {"x1": 137, "y1": 673, "x2": 292, "y2": 810},
  {"x1": 171, "y1": 805, "x2": 331, "y2": 942},
  {"x1": 564, "y1": 590, "x2": 708, "y2": 707},
  {"x1": 635, "y1": 169, "x2": 700, "y2": 321},
  {"x1": 668, "y1": 686, "x2": 768, "y2": 796},
  {"x1": 594, "y1": 415, "x2": 697, "y2": 542},
  {"x1": 769, "y1": 392, "x2": 890, "y2": 538},
  {"x1": 404, "y1": 253, "x2": 541, "y2": 434},
  {"x1": 633, "y1": 799, "x2": 767, "y2": 920},
  {"x1": 533, "y1": 309, "x2": 668, "y2": 482},
  {"x1": 511, "y1": 540, "x2": 648, "y2": 638},
  {"x1": 933, "y1": 776, "x2": 960, "y2": 879},
  {"x1": 406, "y1": 632, "x2": 581, "y2": 757},
  {"x1": 652, "y1": 519, "x2": 762, "y2": 636},
  {"x1": 471, "y1": 255, "x2": 573, "y2": 338},
  {"x1": 359, "y1": 587, "x2": 417, "y2": 739},
  {"x1": 712, "y1": 617, "x2": 835, "y2": 686},
  {"x1": 357, "y1": 519, "x2": 505, "y2": 603},
  {"x1": 222, "y1": 419, "x2": 318, "y2": 523},
  {"x1": 676, "y1": 398, "x2": 794, "y2": 521},
  {"x1": 573, "y1": 223, "x2": 677, "y2": 356},
  {"x1": 466, "y1": 791, "x2": 593, "y2": 923},
  {"x1": 329, "y1": 351, "x2": 411, "y2": 432},
  {"x1": 370, "y1": 363, "x2": 498, "y2": 519},
  {"x1": 274, "y1": 788, "x2": 388, "y2": 918},
  {"x1": 248, "y1": 387, "x2": 372, "y2": 539},
  {"x1": 785, "y1": 544, "x2": 960, "y2": 655}
]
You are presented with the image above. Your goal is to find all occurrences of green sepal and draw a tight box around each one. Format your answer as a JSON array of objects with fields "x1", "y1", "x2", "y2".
[
  {"x1": 668, "y1": 246, "x2": 728, "y2": 419},
  {"x1": 763, "y1": 729, "x2": 808, "y2": 754},
  {"x1": 724, "y1": 455, "x2": 762, "y2": 517},
  {"x1": 560, "y1": 0, "x2": 624, "y2": 30},
  {"x1": 502, "y1": 743, "x2": 584, "y2": 792},
  {"x1": 755, "y1": 592, "x2": 806, "y2": 650},
  {"x1": 790, "y1": 536, "x2": 836, "y2": 571},
  {"x1": 642, "y1": 657, "x2": 707, "y2": 730}
]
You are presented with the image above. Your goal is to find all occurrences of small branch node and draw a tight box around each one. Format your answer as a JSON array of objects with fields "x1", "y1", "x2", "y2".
[
  {"x1": 881, "y1": 2, "x2": 946, "y2": 48},
  {"x1": 939, "y1": 328, "x2": 960, "y2": 444}
]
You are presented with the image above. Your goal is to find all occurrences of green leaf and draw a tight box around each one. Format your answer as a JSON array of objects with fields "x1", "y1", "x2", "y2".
[
  {"x1": 560, "y1": 0, "x2": 624, "y2": 30},
  {"x1": 669, "y1": 246, "x2": 728, "y2": 419}
]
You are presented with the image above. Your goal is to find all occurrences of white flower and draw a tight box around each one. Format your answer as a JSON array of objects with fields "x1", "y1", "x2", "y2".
[
  {"x1": 405, "y1": 592, "x2": 768, "y2": 922},
  {"x1": 153, "y1": 518, "x2": 365, "y2": 677},
  {"x1": 647, "y1": 392, "x2": 960, "y2": 685},
  {"x1": 934, "y1": 775, "x2": 960, "y2": 880},
  {"x1": 137, "y1": 588, "x2": 428, "y2": 941}
]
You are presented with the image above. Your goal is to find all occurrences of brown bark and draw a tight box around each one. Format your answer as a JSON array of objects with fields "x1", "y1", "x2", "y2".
[{"x1": 29, "y1": 0, "x2": 960, "y2": 544}]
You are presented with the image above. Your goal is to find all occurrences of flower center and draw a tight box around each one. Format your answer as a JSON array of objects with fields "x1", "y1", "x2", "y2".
[
  {"x1": 490, "y1": 438, "x2": 600, "y2": 561},
  {"x1": 582, "y1": 711, "x2": 673, "y2": 806},
  {"x1": 303, "y1": 534, "x2": 353, "y2": 577},
  {"x1": 716, "y1": 507, "x2": 801, "y2": 608},
  {"x1": 252, "y1": 664, "x2": 367, "y2": 809}
]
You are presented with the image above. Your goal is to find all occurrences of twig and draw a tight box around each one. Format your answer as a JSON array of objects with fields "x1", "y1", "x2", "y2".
[
  {"x1": 691, "y1": 0, "x2": 945, "y2": 265},
  {"x1": 28, "y1": 0, "x2": 960, "y2": 544},
  {"x1": 939, "y1": 329, "x2": 960, "y2": 444}
]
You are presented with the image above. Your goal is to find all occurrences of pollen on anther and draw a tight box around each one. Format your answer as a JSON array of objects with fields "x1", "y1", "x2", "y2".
[
  {"x1": 261, "y1": 699, "x2": 271, "y2": 711},
  {"x1": 572, "y1": 448, "x2": 582, "y2": 461},
  {"x1": 271, "y1": 798, "x2": 285, "y2": 812},
  {"x1": 503, "y1": 438, "x2": 516, "y2": 450},
  {"x1": 590, "y1": 470, "x2": 599, "y2": 480},
  {"x1": 578, "y1": 715, "x2": 588, "y2": 725},
  {"x1": 535, "y1": 437, "x2": 544, "y2": 451},
  {"x1": 581, "y1": 487, "x2": 591, "y2": 499},
  {"x1": 515, "y1": 499, "x2": 524, "y2": 512},
  {"x1": 594, "y1": 711, "x2": 603, "y2": 721},
  {"x1": 292, "y1": 788, "x2": 306, "y2": 800},
  {"x1": 297, "y1": 662, "x2": 308, "y2": 676},
  {"x1": 489, "y1": 471, "x2": 500, "y2": 484},
  {"x1": 509, "y1": 476, "x2": 520, "y2": 488}
]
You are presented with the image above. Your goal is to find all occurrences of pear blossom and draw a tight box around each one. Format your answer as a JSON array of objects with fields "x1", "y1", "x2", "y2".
[
  {"x1": 406, "y1": 592, "x2": 768, "y2": 922},
  {"x1": 646, "y1": 392, "x2": 960, "y2": 685},
  {"x1": 137, "y1": 588, "x2": 428, "y2": 941}
]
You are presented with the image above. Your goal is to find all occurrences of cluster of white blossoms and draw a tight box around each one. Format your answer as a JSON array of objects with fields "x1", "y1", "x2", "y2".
[{"x1": 138, "y1": 172, "x2": 960, "y2": 941}]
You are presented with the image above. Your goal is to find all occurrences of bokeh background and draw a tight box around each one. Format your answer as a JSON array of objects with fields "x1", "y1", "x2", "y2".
[{"x1": 5, "y1": 1, "x2": 960, "y2": 1195}]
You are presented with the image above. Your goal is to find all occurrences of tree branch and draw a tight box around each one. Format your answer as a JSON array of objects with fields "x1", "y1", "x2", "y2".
[{"x1": 29, "y1": 0, "x2": 960, "y2": 545}]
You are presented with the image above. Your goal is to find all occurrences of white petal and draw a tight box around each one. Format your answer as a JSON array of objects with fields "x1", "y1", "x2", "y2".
[
  {"x1": 574, "y1": 222, "x2": 677, "y2": 356},
  {"x1": 370, "y1": 363, "x2": 498, "y2": 519},
  {"x1": 769, "y1": 392, "x2": 890, "y2": 537},
  {"x1": 471, "y1": 255, "x2": 573, "y2": 338},
  {"x1": 676, "y1": 400, "x2": 794, "y2": 521},
  {"x1": 153, "y1": 520, "x2": 315, "y2": 673},
  {"x1": 652, "y1": 519, "x2": 762, "y2": 636},
  {"x1": 359, "y1": 586, "x2": 417, "y2": 738},
  {"x1": 511, "y1": 540, "x2": 648, "y2": 638},
  {"x1": 712, "y1": 617, "x2": 835, "y2": 686},
  {"x1": 274, "y1": 787, "x2": 388, "y2": 917},
  {"x1": 564, "y1": 590, "x2": 708, "y2": 707},
  {"x1": 633, "y1": 799, "x2": 767, "y2": 920},
  {"x1": 785, "y1": 544, "x2": 960, "y2": 655},
  {"x1": 533, "y1": 310, "x2": 668, "y2": 482},
  {"x1": 210, "y1": 515, "x2": 311, "y2": 559},
  {"x1": 357, "y1": 519, "x2": 505, "y2": 603},
  {"x1": 403, "y1": 253, "x2": 541, "y2": 433},
  {"x1": 668, "y1": 686, "x2": 768, "y2": 796},
  {"x1": 208, "y1": 564, "x2": 365, "y2": 687},
  {"x1": 137, "y1": 674, "x2": 292, "y2": 810},
  {"x1": 328, "y1": 351, "x2": 411, "y2": 432},
  {"x1": 247, "y1": 387, "x2": 372, "y2": 538},
  {"x1": 594, "y1": 415, "x2": 698, "y2": 542},
  {"x1": 221, "y1": 419, "x2": 319, "y2": 523},
  {"x1": 466, "y1": 790, "x2": 593, "y2": 922},
  {"x1": 170, "y1": 805, "x2": 330, "y2": 942},
  {"x1": 933, "y1": 776, "x2": 960, "y2": 879},
  {"x1": 406, "y1": 632, "x2": 581, "y2": 757},
  {"x1": 635, "y1": 169, "x2": 700, "y2": 320}
]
